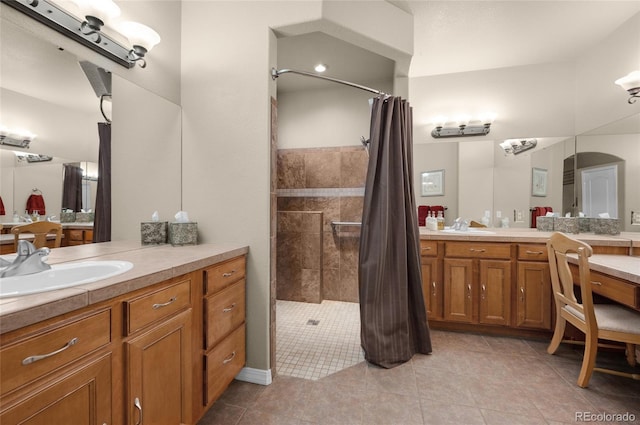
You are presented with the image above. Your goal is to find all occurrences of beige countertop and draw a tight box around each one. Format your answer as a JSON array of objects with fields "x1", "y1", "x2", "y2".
[
  {"x1": 419, "y1": 227, "x2": 636, "y2": 247},
  {"x1": 0, "y1": 241, "x2": 249, "y2": 334},
  {"x1": 567, "y1": 254, "x2": 640, "y2": 285}
]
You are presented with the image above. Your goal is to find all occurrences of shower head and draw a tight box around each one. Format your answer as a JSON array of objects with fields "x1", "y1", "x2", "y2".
[{"x1": 360, "y1": 137, "x2": 370, "y2": 157}]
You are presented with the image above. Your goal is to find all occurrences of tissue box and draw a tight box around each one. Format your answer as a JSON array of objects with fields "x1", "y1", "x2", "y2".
[
  {"x1": 578, "y1": 217, "x2": 592, "y2": 233},
  {"x1": 168, "y1": 222, "x2": 198, "y2": 246},
  {"x1": 536, "y1": 216, "x2": 554, "y2": 231},
  {"x1": 592, "y1": 218, "x2": 621, "y2": 235},
  {"x1": 554, "y1": 217, "x2": 578, "y2": 234},
  {"x1": 60, "y1": 211, "x2": 76, "y2": 223},
  {"x1": 141, "y1": 221, "x2": 168, "y2": 245},
  {"x1": 75, "y1": 212, "x2": 94, "y2": 223}
]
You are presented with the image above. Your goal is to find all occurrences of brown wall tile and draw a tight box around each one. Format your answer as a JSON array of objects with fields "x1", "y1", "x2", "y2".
[
  {"x1": 305, "y1": 151, "x2": 341, "y2": 188},
  {"x1": 277, "y1": 151, "x2": 305, "y2": 189},
  {"x1": 341, "y1": 149, "x2": 368, "y2": 188}
]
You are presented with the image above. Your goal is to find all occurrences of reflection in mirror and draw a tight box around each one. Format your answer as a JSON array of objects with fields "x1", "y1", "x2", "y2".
[
  {"x1": 574, "y1": 113, "x2": 640, "y2": 232},
  {"x1": 0, "y1": 14, "x2": 103, "y2": 224},
  {"x1": 62, "y1": 161, "x2": 98, "y2": 213}
]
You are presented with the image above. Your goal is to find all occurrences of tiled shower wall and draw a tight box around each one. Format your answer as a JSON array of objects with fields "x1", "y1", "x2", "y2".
[{"x1": 277, "y1": 146, "x2": 368, "y2": 303}]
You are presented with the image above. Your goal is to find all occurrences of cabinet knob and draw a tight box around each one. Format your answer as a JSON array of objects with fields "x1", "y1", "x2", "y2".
[
  {"x1": 431, "y1": 281, "x2": 436, "y2": 296},
  {"x1": 223, "y1": 351, "x2": 237, "y2": 365},
  {"x1": 223, "y1": 270, "x2": 237, "y2": 278},
  {"x1": 520, "y1": 287, "x2": 525, "y2": 302},
  {"x1": 469, "y1": 248, "x2": 486, "y2": 253},
  {"x1": 467, "y1": 284, "x2": 471, "y2": 299},
  {"x1": 222, "y1": 303, "x2": 237, "y2": 313},
  {"x1": 591, "y1": 281, "x2": 602, "y2": 286},
  {"x1": 525, "y1": 250, "x2": 543, "y2": 255},
  {"x1": 481, "y1": 284, "x2": 486, "y2": 300}
]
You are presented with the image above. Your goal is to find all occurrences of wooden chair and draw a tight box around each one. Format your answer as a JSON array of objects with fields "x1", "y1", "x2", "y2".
[
  {"x1": 546, "y1": 232, "x2": 640, "y2": 387},
  {"x1": 11, "y1": 221, "x2": 62, "y2": 251}
]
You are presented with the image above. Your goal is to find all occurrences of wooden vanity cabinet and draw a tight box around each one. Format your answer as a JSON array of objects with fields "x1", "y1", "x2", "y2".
[
  {"x1": 515, "y1": 244, "x2": 552, "y2": 330},
  {"x1": 420, "y1": 241, "x2": 443, "y2": 321},
  {"x1": 443, "y1": 242, "x2": 512, "y2": 326},
  {"x1": 63, "y1": 228, "x2": 94, "y2": 247},
  {"x1": 202, "y1": 256, "x2": 247, "y2": 408},
  {"x1": 0, "y1": 309, "x2": 113, "y2": 425},
  {"x1": 123, "y1": 276, "x2": 194, "y2": 425}
]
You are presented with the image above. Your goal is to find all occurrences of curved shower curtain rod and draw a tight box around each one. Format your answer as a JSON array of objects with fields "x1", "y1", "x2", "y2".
[{"x1": 271, "y1": 68, "x2": 389, "y2": 97}]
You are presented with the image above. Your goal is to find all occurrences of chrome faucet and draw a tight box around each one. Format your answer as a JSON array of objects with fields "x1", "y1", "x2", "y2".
[{"x1": 0, "y1": 241, "x2": 51, "y2": 278}]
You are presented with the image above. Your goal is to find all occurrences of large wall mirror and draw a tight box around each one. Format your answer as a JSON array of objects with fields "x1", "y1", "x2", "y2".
[{"x1": 0, "y1": 12, "x2": 182, "y2": 235}]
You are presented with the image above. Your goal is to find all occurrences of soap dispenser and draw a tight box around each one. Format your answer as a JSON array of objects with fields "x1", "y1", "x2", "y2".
[{"x1": 436, "y1": 211, "x2": 445, "y2": 230}]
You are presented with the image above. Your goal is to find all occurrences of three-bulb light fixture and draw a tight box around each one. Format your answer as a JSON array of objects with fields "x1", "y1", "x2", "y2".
[
  {"x1": 499, "y1": 138, "x2": 537, "y2": 155},
  {"x1": 6, "y1": 0, "x2": 160, "y2": 68},
  {"x1": 615, "y1": 71, "x2": 640, "y2": 104},
  {"x1": 0, "y1": 125, "x2": 37, "y2": 149},
  {"x1": 430, "y1": 113, "x2": 496, "y2": 138}
]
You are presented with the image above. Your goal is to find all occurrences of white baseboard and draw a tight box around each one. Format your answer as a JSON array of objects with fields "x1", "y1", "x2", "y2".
[{"x1": 235, "y1": 367, "x2": 272, "y2": 386}]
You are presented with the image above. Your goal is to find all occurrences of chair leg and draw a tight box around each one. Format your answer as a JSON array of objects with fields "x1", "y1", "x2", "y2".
[
  {"x1": 547, "y1": 316, "x2": 566, "y2": 354},
  {"x1": 626, "y1": 344, "x2": 637, "y2": 367},
  {"x1": 577, "y1": 332, "x2": 598, "y2": 388}
]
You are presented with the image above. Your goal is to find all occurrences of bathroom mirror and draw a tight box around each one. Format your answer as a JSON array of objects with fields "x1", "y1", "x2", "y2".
[{"x1": 0, "y1": 12, "x2": 182, "y2": 231}]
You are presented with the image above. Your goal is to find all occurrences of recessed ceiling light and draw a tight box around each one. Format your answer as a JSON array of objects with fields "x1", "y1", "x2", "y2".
[{"x1": 314, "y1": 63, "x2": 327, "y2": 73}]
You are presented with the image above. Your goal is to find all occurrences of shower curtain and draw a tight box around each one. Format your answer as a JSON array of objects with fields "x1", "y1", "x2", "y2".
[
  {"x1": 358, "y1": 96, "x2": 432, "y2": 368},
  {"x1": 62, "y1": 164, "x2": 83, "y2": 212},
  {"x1": 93, "y1": 122, "x2": 111, "y2": 243}
]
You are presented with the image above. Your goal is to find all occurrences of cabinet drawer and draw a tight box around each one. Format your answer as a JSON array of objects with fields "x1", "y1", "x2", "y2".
[
  {"x1": 67, "y1": 229, "x2": 84, "y2": 241},
  {"x1": 204, "y1": 256, "x2": 246, "y2": 295},
  {"x1": 572, "y1": 268, "x2": 640, "y2": 310},
  {"x1": 420, "y1": 241, "x2": 438, "y2": 257},
  {"x1": 0, "y1": 309, "x2": 111, "y2": 395},
  {"x1": 125, "y1": 278, "x2": 191, "y2": 334},
  {"x1": 204, "y1": 325, "x2": 245, "y2": 406},
  {"x1": 445, "y1": 242, "x2": 511, "y2": 259},
  {"x1": 205, "y1": 279, "x2": 246, "y2": 349},
  {"x1": 517, "y1": 244, "x2": 548, "y2": 261}
]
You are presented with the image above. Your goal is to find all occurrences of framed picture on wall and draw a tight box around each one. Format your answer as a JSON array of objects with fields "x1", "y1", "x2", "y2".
[
  {"x1": 421, "y1": 169, "x2": 445, "y2": 196},
  {"x1": 532, "y1": 167, "x2": 548, "y2": 197}
]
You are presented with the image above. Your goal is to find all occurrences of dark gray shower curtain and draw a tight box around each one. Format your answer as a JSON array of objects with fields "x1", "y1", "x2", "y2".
[
  {"x1": 93, "y1": 122, "x2": 111, "y2": 243},
  {"x1": 62, "y1": 164, "x2": 83, "y2": 212},
  {"x1": 359, "y1": 96, "x2": 432, "y2": 368}
]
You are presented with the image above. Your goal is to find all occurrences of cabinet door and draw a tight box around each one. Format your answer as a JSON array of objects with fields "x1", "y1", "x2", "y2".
[
  {"x1": 421, "y1": 257, "x2": 442, "y2": 320},
  {"x1": 479, "y1": 260, "x2": 511, "y2": 326},
  {"x1": 1, "y1": 354, "x2": 111, "y2": 425},
  {"x1": 443, "y1": 258, "x2": 474, "y2": 323},
  {"x1": 126, "y1": 310, "x2": 192, "y2": 425},
  {"x1": 516, "y1": 261, "x2": 552, "y2": 330}
]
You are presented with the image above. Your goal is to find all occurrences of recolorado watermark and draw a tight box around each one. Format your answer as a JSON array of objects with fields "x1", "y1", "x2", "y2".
[{"x1": 575, "y1": 411, "x2": 636, "y2": 422}]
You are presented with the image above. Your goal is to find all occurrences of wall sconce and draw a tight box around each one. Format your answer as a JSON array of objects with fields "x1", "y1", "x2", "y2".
[
  {"x1": 430, "y1": 113, "x2": 496, "y2": 138},
  {"x1": 0, "y1": 125, "x2": 37, "y2": 149},
  {"x1": 499, "y1": 138, "x2": 537, "y2": 155},
  {"x1": 3, "y1": 0, "x2": 160, "y2": 69},
  {"x1": 615, "y1": 71, "x2": 640, "y2": 104}
]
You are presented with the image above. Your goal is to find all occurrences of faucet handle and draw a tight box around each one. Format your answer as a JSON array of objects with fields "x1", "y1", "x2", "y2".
[{"x1": 17, "y1": 240, "x2": 36, "y2": 256}]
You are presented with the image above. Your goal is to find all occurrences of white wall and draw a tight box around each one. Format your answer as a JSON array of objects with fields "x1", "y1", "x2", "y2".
[
  {"x1": 278, "y1": 82, "x2": 391, "y2": 149},
  {"x1": 413, "y1": 142, "x2": 458, "y2": 225},
  {"x1": 111, "y1": 76, "x2": 182, "y2": 240}
]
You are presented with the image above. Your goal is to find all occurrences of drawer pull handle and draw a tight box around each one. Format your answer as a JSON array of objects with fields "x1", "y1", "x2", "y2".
[
  {"x1": 467, "y1": 284, "x2": 471, "y2": 299},
  {"x1": 223, "y1": 270, "x2": 237, "y2": 278},
  {"x1": 22, "y1": 337, "x2": 79, "y2": 365},
  {"x1": 223, "y1": 351, "x2": 236, "y2": 365},
  {"x1": 520, "y1": 287, "x2": 525, "y2": 302},
  {"x1": 481, "y1": 284, "x2": 486, "y2": 300},
  {"x1": 153, "y1": 297, "x2": 177, "y2": 309},
  {"x1": 591, "y1": 281, "x2": 602, "y2": 286},
  {"x1": 134, "y1": 397, "x2": 143, "y2": 425},
  {"x1": 223, "y1": 303, "x2": 237, "y2": 313},
  {"x1": 431, "y1": 281, "x2": 436, "y2": 296},
  {"x1": 469, "y1": 248, "x2": 486, "y2": 253},
  {"x1": 422, "y1": 247, "x2": 432, "y2": 251},
  {"x1": 525, "y1": 250, "x2": 543, "y2": 255}
]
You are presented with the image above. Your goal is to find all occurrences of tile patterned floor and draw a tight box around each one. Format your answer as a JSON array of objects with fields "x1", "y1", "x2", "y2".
[
  {"x1": 275, "y1": 300, "x2": 364, "y2": 380},
  {"x1": 199, "y1": 300, "x2": 640, "y2": 425}
]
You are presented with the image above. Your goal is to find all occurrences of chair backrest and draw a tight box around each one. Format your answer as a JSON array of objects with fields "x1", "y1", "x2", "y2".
[
  {"x1": 11, "y1": 222, "x2": 63, "y2": 250},
  {"x1": 547, "y1": 232, "x2": 596, "y2": 330}
]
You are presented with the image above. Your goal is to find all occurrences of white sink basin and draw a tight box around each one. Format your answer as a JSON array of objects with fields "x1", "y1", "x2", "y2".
[
  {"x1": 440, "y1": 229, "x2": 496, "y2": 235},
  {"x1": 0, "y1": 260, "x2": 133, "y2": 298}
]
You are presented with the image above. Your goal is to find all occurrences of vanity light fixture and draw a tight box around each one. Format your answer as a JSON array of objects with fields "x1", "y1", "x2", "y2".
[
  {"x1": 430, "y1": 113, "x2": 496, "y2": 138},
  {"x1": 0, "y1": 126, "x2": 37, "y2": 149},
  {"x1": 615, "y1": 71, "x2": 640, "y2": 104},
  {"x1": 2, "y1": 0, "x2": 160, "y2": 69},
  {"x1": 499, "y1": 138, "x2": 537, "y2": 155}
]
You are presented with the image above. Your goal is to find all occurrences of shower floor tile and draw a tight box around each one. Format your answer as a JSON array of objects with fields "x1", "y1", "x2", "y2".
[{"x1": 276, "y1": 299, "x2": 364, "y2": 380}]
